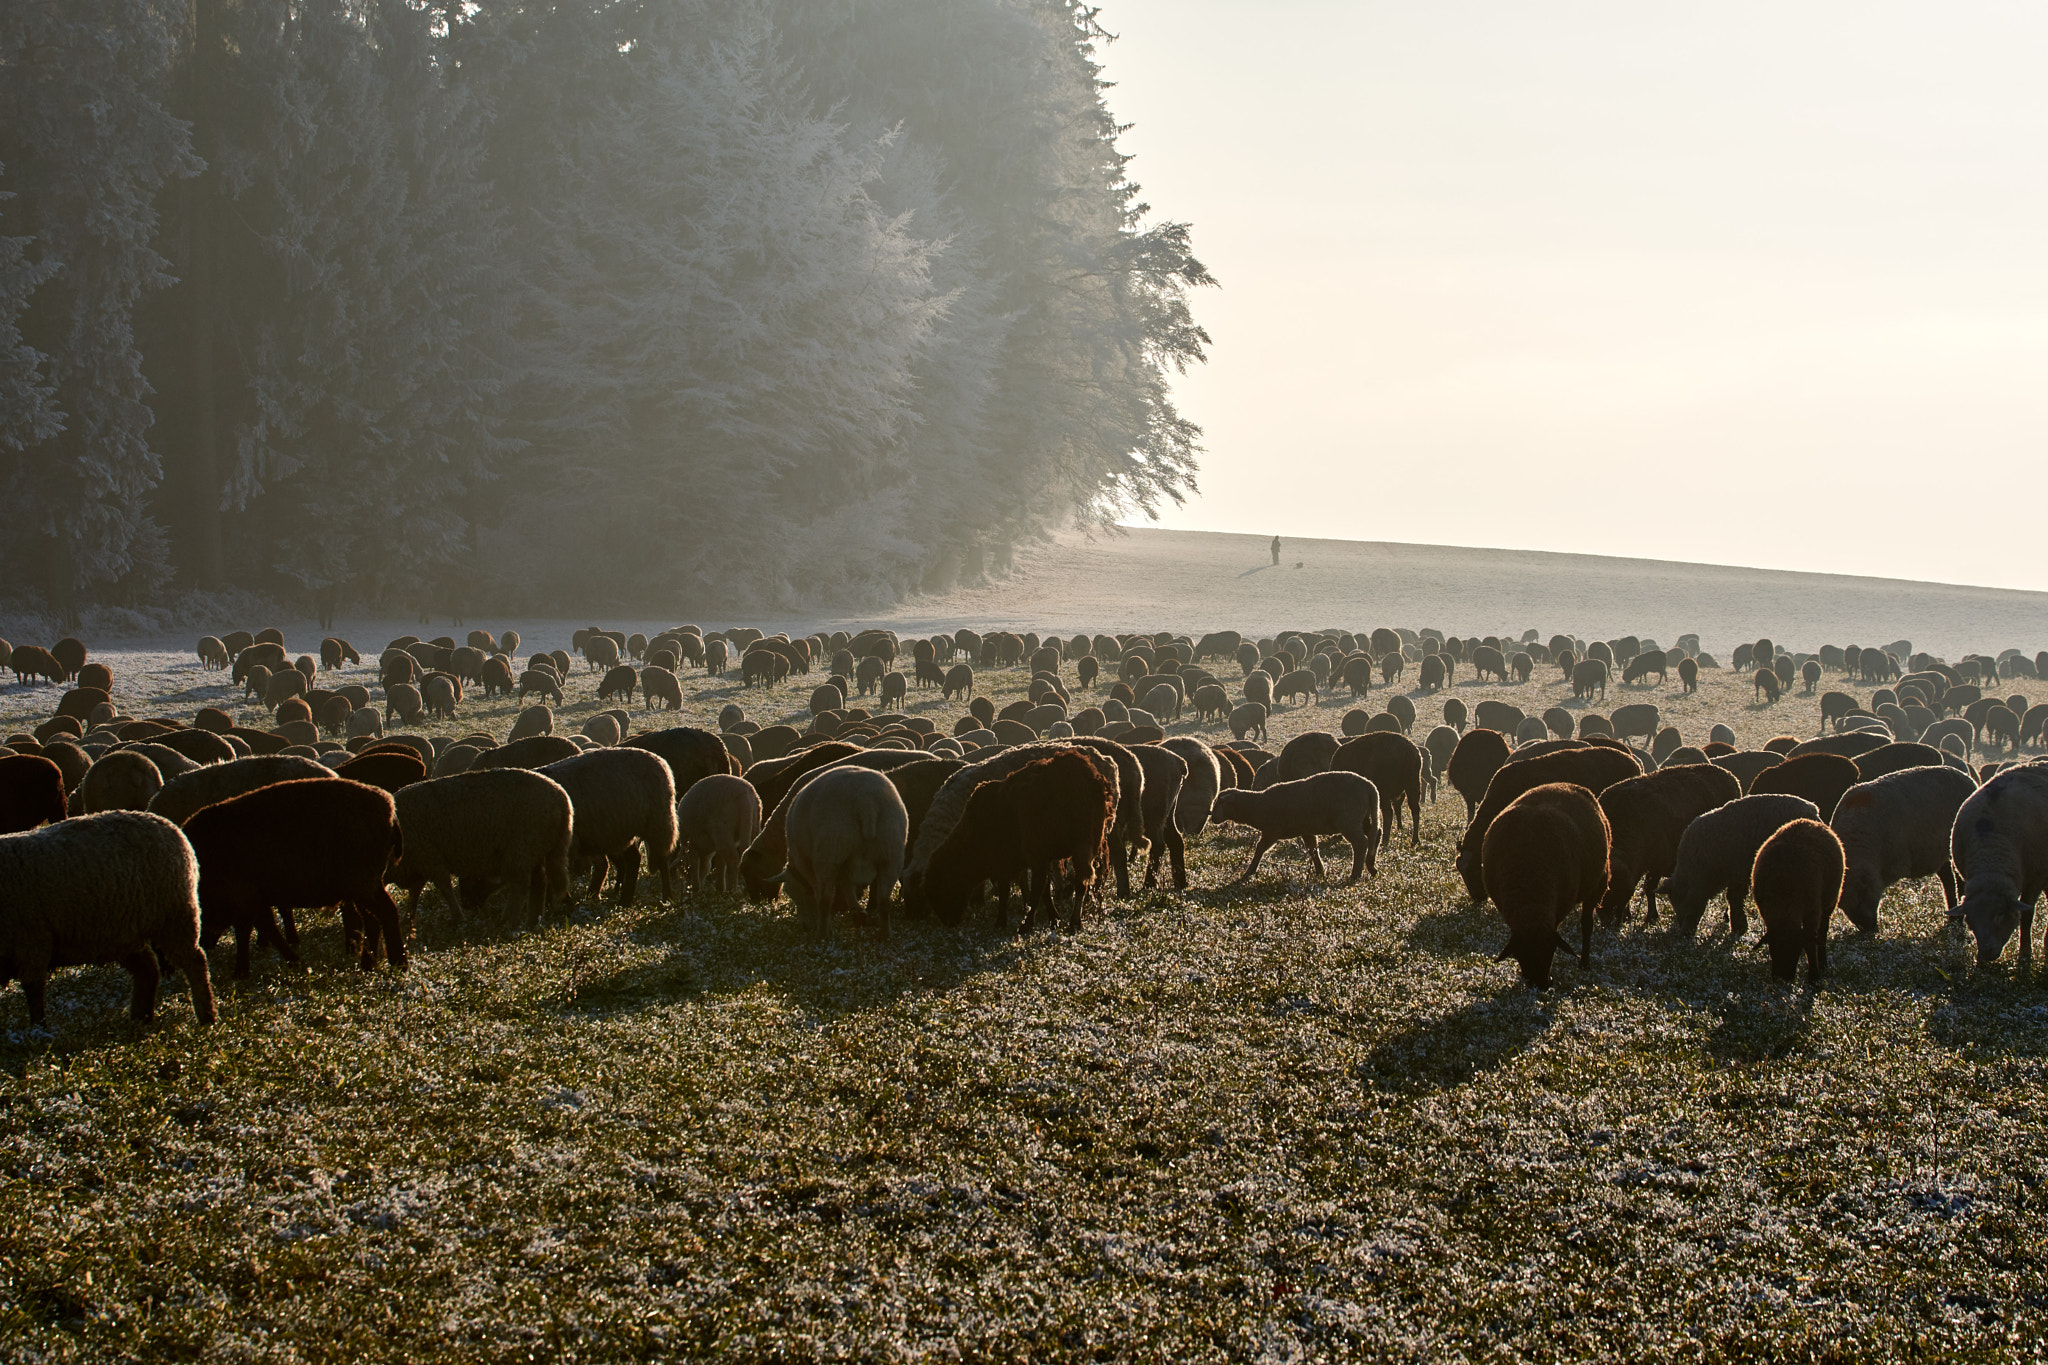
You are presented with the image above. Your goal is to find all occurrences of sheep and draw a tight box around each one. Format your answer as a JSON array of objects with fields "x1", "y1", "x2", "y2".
[
  {"x1": 473, "y1": 734, "x2": 580, "y2": 772},
  {"x1": 391, "y1": 767, "x2": 574, "y2": 927},
  {"x1": 383, "y1": 682, "x2": 424, "y2": 725},
  {"x1": 1676, "y1": 657, "x2": 1699, "y2": 693},
  {"x1": 540, "y1": 747, "x2": 678, "y2": 903},
  {"x1": 781, "y1": 766, "x2": 911, "y2": 935},
  {"x1": 1274, "y1": 730, "x2": 1341, "y2": 783},
  {"x1": 1610, "y1": 703, "x2": 1660, "y2": 750},
  {"x1": 421, "y1": 673, "x2": 460, "y2": 720},
  {"x1": 148, "y1": 754, "x2": 333, "y2": 827},
  {"x1": 0, "y1": 754, "x2": 68, "y2": 834},
  {"x1": 626, "y1": 725, "x2": 744, "y2": 802},
  {"x1": 1753, "y1": 667, "x2": 1782, "y2": 703},
  {"x1": 1950, "y1": 764, "x2": 2048, "y2": 965},
  {"x1": 924, "y1": 750, "x2": 1113, "y2": 931},
  {"x1": 1456, "y1": 746, "x2": 1643, "y2": 903},
  {"x1": 1658, "y1": 793, "x2": 1820, "y2": 936},
  {"x1": 1851, "y1": 741, "x2": 1944, "y2": 784},
  {"x1": 334, "y1": 749, "x2": 429, "y2": 794},
  {"x1": 80, "y1": 750, "x2": 164, "y2": 814},
  {"x1": 1830, "y1": 765, "x2": 1975, "y2": 932},
  {"x1": 197, "y1": 636, "x2": 230, "y2": 670},
  {"x1": 1417, "y1": 655, "x2": 1447, "y2": 691},
  {"x1": 1749, "y1": 751, "x2": 1860, "y2": 821},
  {"x1": 1569, "y1": 658, "x2": 1607, "y2": 701},
  {"x1": 676, "y1": 773, "x2": 763, "y2": 895},
  {"x1": 0, "y1": 811, "x2": 217, "y2": 1028},
  {"x1": 1480, "y1": 782, "x2": 1611, "y2": 988},
  {"x1": 1750, "y1": 818, "x2": 1844, "y2": 983},
  {"x1": 941, "y1": 664, "x2": 975, "y2": 701},
  {"x1": 1273, "y1": 667, "x2": 1318, "y2": 707},
  {"x1": 1159, "y1": 736, "x2": 1222, "y2": 837},
  {"x1": 1621, "y1": 652, "x2": 1666, "y2": 686},
  {"x1": 50, "y1": 637, "x2": 87, "y2": 682},
  {"x1": 1242, "y1": 670, "x2": 1274, "y2": 712},
  {"x1": 1211, "y1": 770, "x2": 1380, "y2": 884},
  {"x1": 1447, "y1": 728, "x2": 1512, "y2": 822},
  {"x1": 597, "y1": 665, "x2": 638, "y2": 704},
  {"x1": 1229, "y1": 702, "x2": 1269, "y2": 743},
  {"x1": 1331, "y1": 732, "x2": 1423, "y2": 846},
  {"x1": 1067, "y1": 736, "x2": 1148, "y2": 899},
  {"x1": 183, "y1": 778, "x2": 406, "y2": 977},
  {"x1": 1596, "y1": 763, "x2": 1742, "y2": 925},
  {"x1": 1470, "y1": 645, "x2": 1509, "y2": 682}
]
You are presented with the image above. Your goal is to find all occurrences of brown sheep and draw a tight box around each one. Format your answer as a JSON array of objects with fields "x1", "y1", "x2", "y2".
[
  {"x1": 385, "y1": 682, "x2": 425, "y2": 724},
  {"x1": 1596, "y1": 764, "x2": 1741, "y2": 925},
  {"x1": 472, "y1": 734, "x2": 579, "y2": 772},
  {"x1": 79, "y1": 750, "x2": 164, "y2": 814},
  {"x1": 335, "y1": 749, "x2": 429, "y2": 794},
  {"x1": 920, "y1": 750, "x2": 1113, "y2": 931},
  {"x1": 642, "y1": 665, "x2": 684, "y2": 711},
  {"x1": 541, "y1": 748, "x2": 678, "y2": 904},
  {"x1": 1750, "y1": 752, "x2": 1860, "y2": 821},
  {"x1": 183, "y1": 778, "x2": 407, "y2": 977},
  {"x1": 780, "y1": 766, "x2": 911, "y2": 935},
  {"x1": 9, "y1": 644, "x2": 64, "y2": 685},
  {"x1": 1751, "y1": 818, "x2": 1844, "y2": 982},
  {"x1": 0, "y1": 753, "x2": 68, "y2": 833},
  {"x1": 1274, "y1": 730, "x2": 1341, "y2": 784},
  {"x1": 148, "y1": 754, "x2": 333, "y2": 826},
  {"x1": 391, "y1": 768, "x2": 574, "y2": 926},
  {"x1": 1447, "y1": 728, "x2": 1512, "y2": 822},
  {"x1": 1753, "y1": 667, "x2": 1782, "y2": 703},
  {"x1": 676, "y1": 774, "x2": 763, "y2": 895},
  {"x1": 518, "y1": 669, "x2": 563, "y2": 705},
  {"x1": 1571, "y1": 659, "x2": 1607, "y2": 701},
  {"x1": 1211, "y1": 771, "x2": 1380, "y2": 884},
  {"x1": 1330, "y1": 732, "x2": 1423, "y2": 846},
  {"x1": 1481, "y1": 781, "x2": 1611, "y2": 988},
  {"x1": 1457, "y1": 746, "x2": 1643, "y2": 903},
  {"x1": 598, "y1": 665, "x2": 639, "y2": 703},
  {"x1": 50, "y1": 637, "x2": 87, "y2": 681}
]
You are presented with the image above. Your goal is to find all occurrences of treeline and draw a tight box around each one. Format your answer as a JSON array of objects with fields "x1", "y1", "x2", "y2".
[{"x1": 0, "y1": 0, "x2": 1211, "y2": 618}]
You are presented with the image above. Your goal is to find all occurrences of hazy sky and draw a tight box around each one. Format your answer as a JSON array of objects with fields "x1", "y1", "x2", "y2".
[{"x1": 1099, "y1": 1, "x2": 2048, "y2": 590}]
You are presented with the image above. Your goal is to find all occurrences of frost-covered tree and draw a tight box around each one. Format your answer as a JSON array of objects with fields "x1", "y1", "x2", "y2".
[{"x1": 0, "y1": 0, "x2": 196, "y2": 611}]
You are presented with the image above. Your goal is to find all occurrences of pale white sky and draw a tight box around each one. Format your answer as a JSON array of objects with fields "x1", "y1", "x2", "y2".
[{"x1": 1100, "y1": 1, "x2": 2048, "y2": 589}]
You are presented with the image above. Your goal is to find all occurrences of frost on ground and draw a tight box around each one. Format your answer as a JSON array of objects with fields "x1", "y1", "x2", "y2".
[{"x1": 1, "y1": 640, "x2": 2045, "y2": 1360}]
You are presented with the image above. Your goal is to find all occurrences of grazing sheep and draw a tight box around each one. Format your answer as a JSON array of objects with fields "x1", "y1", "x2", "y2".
[
  {"x1": 924, "y1": 749, "x2": 1114, "y2": 932},
  {"x1": 1211, "y1": 771, "x2": 1380, "y2": 884},
  {"x1": 1596, "y1": 764, "x2": 1742, "y2": 924},
  {"x1": 517, "y1": 669, "x2": 564, "y2": 706},
  {"x1": 1230, "y1": 702, "x2": 1269, "y2": 742},
  {"x1": 1332, "y1": 732, "x2": 1424, "y2": 845},
  {"x1": 421, "y1": 673, "x2": 460, "y2": 720},
  {"x1": 1457, "y1": 746, "x2": 1643, "y2": 903},
  {"x1": 1425, "y1": 726, "x2": 1459, "y2": 789},
  {"x1": 149, "y1": 754, "x2": 333, "y2": 826},
  {"x1": 1951, "y1": 765, "x2": 2048, "y2": 964},
  {"x1": 1443, "y1": 698, "x2": 1470, "y2": 733},
  {"x1": 1066, "y1": 737, "x2": 1147, "y2": 900},
  {"x1": 598, "y1": 665, "x2": 639, "y2": 704},
  {"x1": 335, "y1": 749, "x2": 428, "y2": 794},
  {"x1": 1677, "y1": 657, "x2": 1699, "y2": 693},
  {"x1": 943, "y1": 664, "x2": 975, "y2": 701},
  {"x1": 642, "y1": 666, "x2": 684, "y2": 711},
  {"x1": 1418, "y1": 655, "x2": 1447, "y2": 691},
  {"x1": 1658, "y1": 793, "x2": 1820, "y2": 935},
  {"x1": 0, "y1": 754, "x2": 68, "y2": 834},
  {"x1": 473, "y1": 734, "x2": 580, "y2": 772},
  {"x1": 1160, "y1": 736, "x2": 1223, "y2": 837},
  {"x1": 783, "y1": 767, "x2": 912, "y2": 935},
  {"x1": 1274, "y1": 668, "x2": 1319, "y2": 707},
  {"x1": 1831, "y1": 766, "x2": 1975, "y2": 931},
  {"x1": 541, "y1": 748, "x2": 678, "y2": 903},
  {"x1": 1572, "y1": 659, "x2": 1607, "y2": 701},
  {"x1": 1753, "y1": 668, "x2": 1782, "y2": 703},
  {"x1": 1751, "y1": 819, "x2": 1845, "y2": 983},
  {"x1": 1125, "y1": 744, "x2": 1189, "y2": 890},
  {"x1": 1622, "y1": 652, "x2": 1665, "y2": 686},
  {"x1": 391, "y1": 768, "x2": 574, "y2": 926},
  {"x1": 1470, "y1": 645, "x2": 1509, "y2": 683},
  {"x1": 624, "y1": 725, "x2": 739, "y2": 801},
  {"x1": 508, "y1": 706, "x2": 554, "y2": 743},
  {"x1": 80, "y1": 750, "x2": 164, "y2": 814},
  {"x1": 385, "y1": 683, "x2": 424, "y2": 724},
  {"x1": 1275, "y1": 730, "x2": 1341, "y2": 783},
  {"x1": 0, "y1": 811, "x2": 217, "y2": 1028},
  {"x1": 676, "y1": 774, "x2": 763, "y2": 895},
  {"x1": 197, "y1": 636, "x2": 230, "y2": 669},
  {"x1": 1852, "y1": 741, "x2": 1945, "y2": 783},
  {"x1": 1515, "y1": 716, "x2": 1549, "y2": 746},
  {"x1": 1750, "y1": 752, "x2": 1861, "y2": 821},
  {"x1": 1447, "y1": 729, "x2": 1512, "y2": 822},
  {"x1": 184, "y1": 778, "x2": 407, "y2": 976},
  {"x1": 581, "y1": 714, "x2": 622, "y2": 747},
  {"x1": 1481, "y1": 782, "x2": 1611, "y2": 987}
]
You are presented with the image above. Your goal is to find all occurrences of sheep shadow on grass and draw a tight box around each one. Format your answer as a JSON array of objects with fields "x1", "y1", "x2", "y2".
[{"x1": 1356, "y1": 990, "x2": 1556, "y2": 1094}]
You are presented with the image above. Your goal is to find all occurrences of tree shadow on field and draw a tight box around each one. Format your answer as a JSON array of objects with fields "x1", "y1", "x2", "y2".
[{"x1": 1356, "y1": 989, "x2": 1555, "y2": 1094}]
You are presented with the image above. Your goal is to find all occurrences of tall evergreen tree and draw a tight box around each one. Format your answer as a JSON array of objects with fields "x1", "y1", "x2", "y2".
[{"x1": 0, "y1": 0, "x2": 197, "y2": 612}]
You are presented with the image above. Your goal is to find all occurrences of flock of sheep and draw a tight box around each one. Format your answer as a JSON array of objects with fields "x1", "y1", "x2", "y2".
[{"x1": 1, "y1": 622, "x2": 2045, "y2": 1035}]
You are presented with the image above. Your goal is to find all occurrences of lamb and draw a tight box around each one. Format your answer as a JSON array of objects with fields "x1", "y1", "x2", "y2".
[
  {"x1": 79, "y1": 750, "x2": 165, "y2": 814},
  {"x1": 1211, "y1": 770, "x2": 1380, "y2": 884},
  {"x1": 1658, "y1": 793, "x2": 1820, "y2": 935},
  {"x1": 183, "y1": 778, "x2": 407, "y2": 977},
  {"x1": 391, "y1": 767, "x2": 574, "y2": 927},
  {"x1": 1480, "y1": 782, "x2": 1611, "y2": 988},
  {"x1": 1447, "y1": 728, "x2": 1512, "y2": 822},
  {"x1": 540, "y1": 747, "x2": 678, "y2": 903},
  {"x1": 1831, "y1": 765, "x2": 1975, "y2": 931},
  {"x1": 1749, "y1": 751, "x2": 1861, "y2": 821},
  {"x1": 676, "y1": 773, "x2": 764, "y2": 895},
  {"x1": 0, "y1": 811, "x2": 217, "y2": 1028},
  {"x1": 1160, "y1": 736, "x2": 1223, "y2": 837},
  {"x1": 1950, "y1": 764, "x2": 2048, "y2": 964},
  {"x1": 781, "y1": 766, "x2": 911, "y2": 935},
  {"x1": 149, "y1": 754, "x2": 333, "y2": 826},
  {"x1": 1456, "y1": 746, "x2": 1643, "y2": 903},
  {"x1": 1750, "y1": 818, "x2": 1844, "y2": 983},
  {"x1": 0, "y1": 754, "x2": 68, "y2": 833},
  {"x1": 1331, "y1": 732, "x2": 1423, "y2": 846},
  {"x1": 1596, "y1": 763, "x2": 1742, "y2": 924}
]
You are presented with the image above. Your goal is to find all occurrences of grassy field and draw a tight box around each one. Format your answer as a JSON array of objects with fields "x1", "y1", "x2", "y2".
[{"x1": 3, "y1": 636, "x2": 2047, "y2": 1361}]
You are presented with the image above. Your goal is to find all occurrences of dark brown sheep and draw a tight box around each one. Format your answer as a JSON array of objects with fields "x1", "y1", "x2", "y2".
[
  {"x1": 183, "y1": 778, "x2": 406, "y2": 977},
  {"x1": 1331, "y1": 732, "x2": 1423, "y2": 846},
  {"x1": 472, "y1": 734, "x2": 579, "y2": 771},
  {"x1": 541, "y1": 747, "x2": 678, "y2": 904},
  {"x1": 676, "y1": 774, "x2": 764, "y2": 895},
  {"x1": 0, "y1": 753, "x2": 67, "y2": 833},
  {"x1": 1750, "y1": 752, "x2": 1860, "y2": 821},
  {"x1": 335, "y1": 749, "x2": 429, "y2": 794},
  {"x1": 1211, "y1": 771, "x2": 1380, "y2": 884},
  {"x1": 1447, "y1": 728, "x2": 1512, "y2": 822},
  {"x1": 1481, "y1": 781, "x2": 1611, "y2": 987},
  {"x1": 50, "y1": 637, "x2": 87, "y2": 681},
  {"x1": 1457, "y1": 746, "x2": 1643, "y2": 903},
  {"x1": 1596, "y1": 763, "x2": 1741, "y2": 924},
  {"x1": 920, "y1": 750, "x2": 1114, "y2": 931},
  {"x1": 598, "y1": 664, "x2": 639, "y2": 703},
  {"x1": 1571, "y1": 658, "x2": 1607, "y2": 701},
  {"x1": 391, "y1": 768, "x2": 574, "y2": 927},
  {"x1": 1753, "y1": 667, "x2": 1782, "y2": 703},
  {"x1": 1751, "y1": 818, "x2": 1844, "y2": 982},
  {"x1": 9, "y1": 645, "x2": 63, "y2": 685}
]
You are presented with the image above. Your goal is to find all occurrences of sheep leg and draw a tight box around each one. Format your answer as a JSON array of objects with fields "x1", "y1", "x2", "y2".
[
  {"x1": 1580, "y1": 897, "x2": 1597, "y2": 968},
  {"x1": 612, "y1": 844, "x2": 643, "y2": 903},
  {"x1": 159, "y1": 941, "x2": 217, "y2": 1025},
  {"x1": 1640, "y1": 873, "x2": 1660, "y2": 925},
  {"x1": 1238, "y1": 835, "x2": 1278, "y2": 883},
  {"x1": 256, "y1": 908, "x2": 299, "y2": 967},
  {"x1": 1728, "y1": 886, "x2": 1750, "y2": 938},
  {"x1": 1407, "y1": 790, "x2": 1421, "y2": 846},
  {"x1": 1107, "y1": 834, "x2": 1131, "y2": 899},
  {"x1": 1937, "y1": 865, "x2": 1958, "y2": 911},
  {"x1": 233, "y1": 924, "x2": 254, "y2": 979},
  {"x1": 1345, "y1": 833, "x2": 1368, "y2": 884},
  {"x1": 360, "y1": 885, "x2": 407, "y2": 969},
  {"x1": 1303, "y1": 835, "x2": 1327, "y2": 880},
  {"x1": 20, "y1": 973, "x2": 47, "y2": 1027},
  {"x1": 279, "y1": 908, "x2": 301, "y2": 949},
  {"x1": 1166, "y1": 821, "x2": 1187, "y2": 890},
  {"x1": 122, "y1": 949, "x2": 162, "y2": 1023}
]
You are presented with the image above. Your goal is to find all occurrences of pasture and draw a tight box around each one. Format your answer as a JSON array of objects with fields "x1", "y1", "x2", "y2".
[{"x1": 2, "y1": 618, "x2": 2046, "y2": 1360}]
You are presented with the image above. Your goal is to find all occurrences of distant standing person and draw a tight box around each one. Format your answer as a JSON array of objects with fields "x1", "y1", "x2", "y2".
[{"x1": 1270, "y1": 535, "x2": 1281, "y2": 566}]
